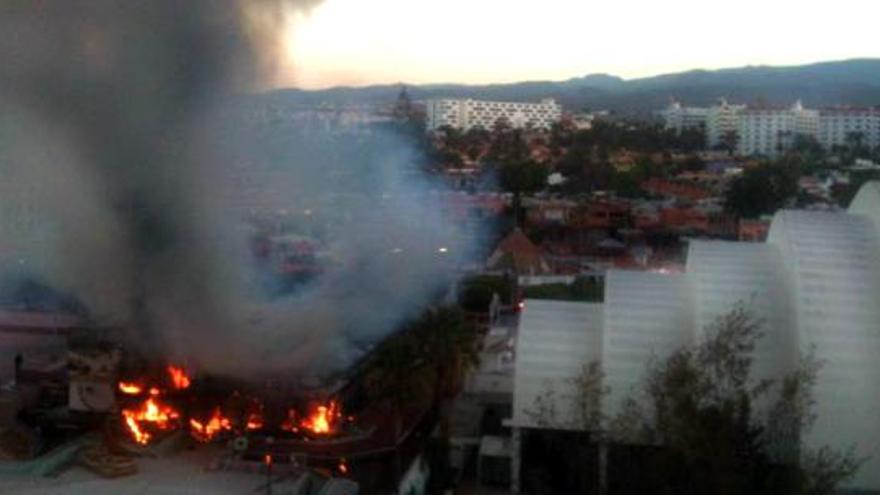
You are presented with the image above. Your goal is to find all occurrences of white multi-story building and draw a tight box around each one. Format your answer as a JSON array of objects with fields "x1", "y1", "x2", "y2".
[
  {"x1": 818, "y1": 107, "x2": 880, "y2": 151},
  {"x1": 737, "y1": 100, "x2": 819, "y2": 157},
  {"x1": 661, "y1": 101, "x2": 709, "y2": 134},
  {"x1": 705, "y1": 98, "x2": 746, "y2": 148},
  {"x1": 666, "y1": 98, "x2": 880, "y2": 156},
  {"x1": 425, "y1": 98, "x2": 562, "y2": 131}
]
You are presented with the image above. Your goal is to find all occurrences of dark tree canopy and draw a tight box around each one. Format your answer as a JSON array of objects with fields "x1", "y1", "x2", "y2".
[
  {"x1": 724, "y1": 162, "x2": 800, "y2": 218},
  {"x1": 606, "y1": 307, "x2": 862, "y2": 495}
]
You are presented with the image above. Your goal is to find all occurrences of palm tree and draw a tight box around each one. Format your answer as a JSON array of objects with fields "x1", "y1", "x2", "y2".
[
  {"x1": 845, "y1": 131, "x2": 866, "y2": 152},
  {"x1": 363, "y1": 306, "x2": 480, "y2": 489},
  {"x1": 363, "y1": 332, "x2": 435, "y2": 442},
  {"x1": 721, "y1": 130, "x2": 740, "y2": 155},
  {"x1": 411, "y1": 306, "x2": 480, "y2": 415},
  {"x1": 844, "y1": 131, "x2": 868, "y2": 163},
  {"x1": 409, "y1": 306, "x2": 481, "y2": 491}
]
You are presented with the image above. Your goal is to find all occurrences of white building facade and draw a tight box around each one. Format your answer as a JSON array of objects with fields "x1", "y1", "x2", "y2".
[
  {"x1": 818, "y1": 107, "x2": 880, "y2": 151},
  {"x1": 737, "y1": 101, "x2": 820, "y2": 157},
  {"x1": 661, "y1": 101, "x2": 709, "y2": 134},
  {"x1": 705, "y1": 99, "x2": 747, "y2": 148},
  {"x1": 425, "y1": 98, "x2": 562, "y2": 131},
  {"x1": 665, "y1": 99, "x2": 880, "y2": 156}
]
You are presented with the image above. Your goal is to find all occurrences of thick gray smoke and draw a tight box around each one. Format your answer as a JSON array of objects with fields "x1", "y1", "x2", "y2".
[{"x1": 0, "y1": 2, "x2": 474, "y2": 379}]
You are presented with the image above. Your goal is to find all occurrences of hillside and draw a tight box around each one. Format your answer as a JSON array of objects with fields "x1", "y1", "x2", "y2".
[{"x1": 257, "y1": 59, "x2": 880, "y2": 114}]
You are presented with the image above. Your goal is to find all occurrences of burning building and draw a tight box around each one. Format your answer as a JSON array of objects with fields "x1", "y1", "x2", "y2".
[{"x1": 0, "y1": 1, "x2": 477, "y2": 493}]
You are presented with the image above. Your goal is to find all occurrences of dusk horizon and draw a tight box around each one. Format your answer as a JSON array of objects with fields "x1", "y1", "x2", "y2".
[{"x1": 265, "y1": 57, "x2": 880, "y2": 92}]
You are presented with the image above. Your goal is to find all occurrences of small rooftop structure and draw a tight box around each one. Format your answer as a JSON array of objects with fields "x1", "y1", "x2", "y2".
[{"x1": 486, "y1": 229, "x2": 550, "y2": 275}]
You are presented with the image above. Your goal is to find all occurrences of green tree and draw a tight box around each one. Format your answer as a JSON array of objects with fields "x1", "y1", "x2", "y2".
[
  {"x1": 369, "y1": 306, "x2": 480, "y2": 491},
  {"x1": 845, "y1": 131, "x2": 867, "y2": 155},
  {"x1": 724, "y1": 162, "x2": 799, "y2": 218},
  {"x1": 502, "y1": 161, "x2": 547, "y2": 225},
  {"x1": 410, "y1": 306, "x2": 480, "y2": 430},
  {"x1": 364, "y1": 305, "x2": 480, "y2": 438},
  {"x1": 720, "y1": 130, "x2": 740, "y2": 155},
  {"x1": 557, "y1": 139, "x2": 614, "y2": 193},
  {"x1": 521, "y1": 276, "x2": 604, "y2": 302},
  {"x1": 607, "y1": 307, "x2": 862, "y2": 495},
  {"x1": 458, "y1": 274, "x2": 514, "y2": 312},
  {"x1": 364, "y1": 332, "x2": 435, "y2": 435},
  {"x1": 549, "y1": 121, "x2": 575, "y2": 151},
  {"x1": 831, "y1": 169, "x2": 880, "y2": 206},
  {"x1": 676, "y1": 128, "x2": 707, "y2": 152},
  {"x1": 791, "y1": 135, "x2": 825, "y2": 162},
  {"x1": 678, "y1": 155, "x2": 705, "y2": 173}
]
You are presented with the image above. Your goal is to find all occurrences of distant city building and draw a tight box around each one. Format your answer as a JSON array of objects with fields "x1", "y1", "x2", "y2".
[
  {"x1": 425, "y1": 98, "x2": 562, "y2": 131},
  {"x1": 737, "y1": 100, "x2": 819, "y2": 157},
  {"x1": 705, "y1": 98, "x2": 746, "y2": 148},
  {"x1": 664, "y1": 99, "x2": 880, "y2": 157},
  {"x1": 565, "y1": 112, "x2": 595, "y2": 130},
  {"x1": 390, "y1": 86, "x2": 425, "y2": 123},
  {"x1": 246, "y1": 104, "x2": 394, "y2": 131},
  {"x1": 818, "y1": 107, "x2": 880, "y2": 150},
  {"x1": 660, "y1": 101, "x2": 709, "y2": 133},
  {"x1": 393, "y1": 86, "x2": 412, "y2": 118}
]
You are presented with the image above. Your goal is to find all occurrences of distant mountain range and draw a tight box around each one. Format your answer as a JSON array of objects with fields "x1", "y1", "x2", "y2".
[{"x1": 257, "y1": 59, "x2": 880, "y2": 115}]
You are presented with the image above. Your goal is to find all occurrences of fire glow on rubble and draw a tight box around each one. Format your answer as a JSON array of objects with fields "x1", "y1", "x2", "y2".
[
  {"x1": 118, "y1": 368, "x2": 349, "y2": 445},
  {"x1": 190, "y1": 408, "x2": 233, "y2": 442},
  {"x1": 117, "y1": 364, "x2": 189, "y2": 445},
  {"x1": 246, "y1": 412, "x2": 264, "y2": 431},
  {"x1": 118, "y1": 382, "x2": 142, "y2": 395},
  {"x1": 121, "y1": 396, "x2": 181, "y2": 445},
  {"x1": 167, "y1": 365, "x2": 191, "y2": 390},
  {"x1": 280, "y1": 409, "x2": 300, "y2": 433},
  {"x1": 299, "y1": 400, "x2": 342, "y2": 435}
]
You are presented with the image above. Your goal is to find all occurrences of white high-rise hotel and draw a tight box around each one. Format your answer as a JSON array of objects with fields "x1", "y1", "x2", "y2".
[
  {"x1": 819, "y1": 107, "x2": 880, "y2": 150},
  {"x1": 705, "y1": 98, "x2": 747, "y2": 149},
  {"x1": 663, "y1": 99, "x2": 880, "y2": 156},
  {"x1": 425, "y1": 98, "x2": 562, "y2": 131},
  {"x1": 737, "y1": 101, "x2": 820, "y2": 156}
]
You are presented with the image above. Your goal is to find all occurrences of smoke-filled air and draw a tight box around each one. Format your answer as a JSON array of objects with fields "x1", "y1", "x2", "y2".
[{"x1": 0, "y1": 1, "x2": 475, "y2": 379}]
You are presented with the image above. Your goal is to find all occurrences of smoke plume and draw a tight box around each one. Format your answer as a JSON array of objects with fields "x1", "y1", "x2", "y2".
[{"x1": 0, "y1": 2, "x2": 474, "y2": 379}]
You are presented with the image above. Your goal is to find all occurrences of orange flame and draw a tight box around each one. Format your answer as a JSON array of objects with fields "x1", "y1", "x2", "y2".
[
  {"x1": 167, "y1": 365, "x2": 191, "y2": 389},
  {"x1": 189, "y1": 408, "x2": 232, "y2": 442},
  {"x1": 121, "y1": 397, "x2": 180, "y2": 445},
  {"x1": 300, "y1": 400, "x2": 342, "y2": 435},
  {"x1": 118, "y1": 382, "x2": 142, "y2": 395}
]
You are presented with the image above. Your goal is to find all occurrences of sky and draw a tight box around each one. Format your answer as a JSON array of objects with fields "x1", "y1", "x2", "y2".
[{"x1": 274, "y1": 0, "x2": 878, "y2": 89}]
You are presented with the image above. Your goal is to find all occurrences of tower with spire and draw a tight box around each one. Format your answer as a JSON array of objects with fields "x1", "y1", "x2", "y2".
[{"x1": 393, "y1": 85, "x2": 413, "y2": 122}]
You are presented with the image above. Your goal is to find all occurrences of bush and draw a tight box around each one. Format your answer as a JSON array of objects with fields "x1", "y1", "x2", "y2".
[
  {"x1": 522, "y1": 276, "x2": 603, "y2": 302},
  {"x1": 606, "y1": 307, "x2": 862, "y2": 495},
  {"x1": 458, "y1": 275, "x2": 514, "y2": 312}
]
